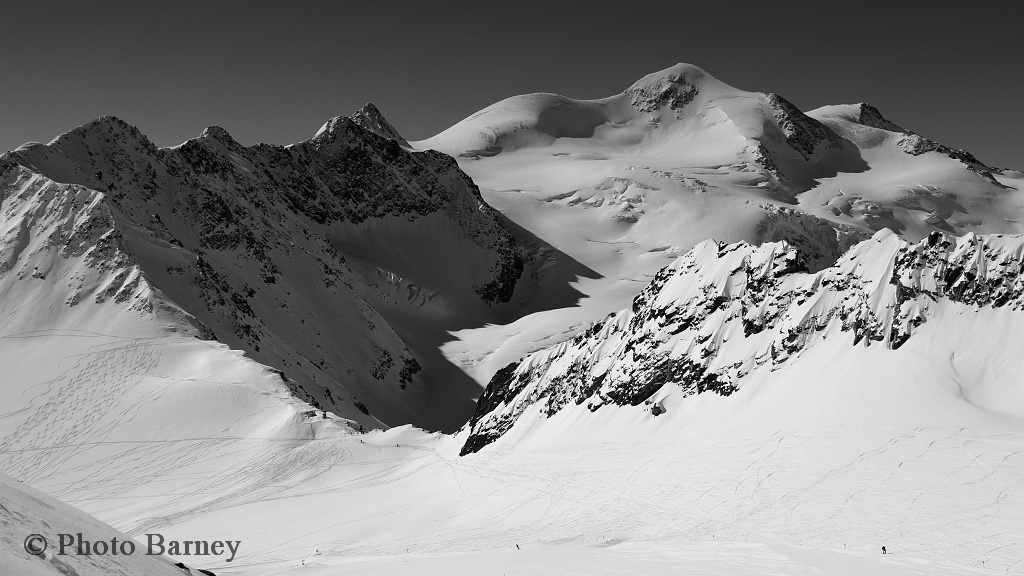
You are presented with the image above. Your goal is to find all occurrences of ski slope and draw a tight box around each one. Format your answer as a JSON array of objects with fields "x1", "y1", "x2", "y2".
[
  {"x1": 17, "y1": 395, "x2": 1017, "y2": 575},
  {"x1": 0, "y1": 472, "x2": 200, "y2": 576}
]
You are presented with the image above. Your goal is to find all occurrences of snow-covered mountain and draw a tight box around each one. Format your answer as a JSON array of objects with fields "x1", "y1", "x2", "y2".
[
  {"x1": 2, "y1": 63, "x2": 1023, "y2": 576},
  {"x1": 461, "y1": 229, "x2": 1024, "y2": 454},
  {"x1": 0, "y1": 106, "x2": 523, "y2": 430},
  {"x1": 420, "y1": 63, "x2": 1024, "y2": 389},
  {"x1": 0, "y1": 472, "x2": 201, "y2": 576},
  {"x1": 422, "y1": 63, "x2": 1015, "y2": 211}
]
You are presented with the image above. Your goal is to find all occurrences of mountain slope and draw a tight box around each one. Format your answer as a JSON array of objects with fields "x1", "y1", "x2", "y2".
[
  {"x1": 0, "y1": 472, "x2": 189, "y2": 576},
  {"x1": 419, "y1": 63, "x2": 1014, "y2": 202},
  {"x1": 462, "y1": 229, "x2": 1024, "y2": 454},
  {"x1": 418, "y1": 63, "x2": 1023, "y2": 390},
  {"x1": 1, "y1": 65, "x2": 1022, "y2": 576},
  {"x1": 1, "y1": 107, "x2": 524, "y2": 430}
]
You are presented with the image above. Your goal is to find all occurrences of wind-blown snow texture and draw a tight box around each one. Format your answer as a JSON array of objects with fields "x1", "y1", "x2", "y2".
[{"x1": 463, "y1": 229, "x2": 1024, "y2": 454}]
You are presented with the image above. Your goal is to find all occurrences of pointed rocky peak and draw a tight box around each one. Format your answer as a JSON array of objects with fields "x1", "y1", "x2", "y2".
[
  {"x1": 73, "y1": 115, "x2": 135, "y2": 135},
  {"x1": 199, "y1": 125, "x2": 237, "y2": 144},
  {"x1": 309, "y1": 115, "x2": 360, "y2": 148},
  {"x1": 173, "y1": 125, "x2": 249, "y2": 177},
  {"x1": 48, "y1": 115, "x2": 156, "y2": 153},
  {"x1": 627, "y1": 63, "x2": 708, "y2": 112},
  {"x1": 187, "y1": 125, "x2": 248, "y2": 157},
  {"x1": 765, "y1": 93, "x2": 834, "y2": 160},
  {"x1": 350, "y1": 103, "x2": 410, "y2": 147},
  {"x1": 307, "y1": 106, "x2": 412, "y2": 155},
  {"x1": 810, "y1": 103, "x2": 995, "y2": 177},
  {"x1": 855, "y1": 103, "x2": 906, "y2": 132}
]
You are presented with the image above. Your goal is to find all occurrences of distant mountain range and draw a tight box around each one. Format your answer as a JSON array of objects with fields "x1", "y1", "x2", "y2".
[{"x1": 1, "y1": 63, "x2": 1022, "y2": 576}]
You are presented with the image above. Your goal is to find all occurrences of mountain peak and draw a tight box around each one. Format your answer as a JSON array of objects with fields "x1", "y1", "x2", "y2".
[
  {"x1": 50, "y1": 115, "x2": 150, "y2": 147},
  {"x1": 199, "y1": 125, "x2": 237, "y2": 144},
  {"x1": 349, "y1": 103, "x2": 410, "y2": 147},
  {"x1": 855, "y1": 103, "x2": 906, "y2": 132},
  {"x1": 626, "y1": 63, "x2": 711, "y2": 112},
  {"x1": 628, "y1": 63, "x2": 711, "y2": 90},
  {"x1": 807, "y1": 103, "x2": 903, "y2": 132},
  {"x1": 84, "y1": 115, "x2": 133, "y2": 131},
  {"x1": 310, "y1": 115, "x2": 355, "y2": 143}
]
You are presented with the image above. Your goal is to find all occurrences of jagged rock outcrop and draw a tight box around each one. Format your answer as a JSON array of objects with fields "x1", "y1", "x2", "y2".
[
  {"x1": 752, "y1": 93, "x2": 855, "y2": 187},
  {"x1": 854, "y1": 103, "x2": 906, "y2": 132},
  {"x1": 821, "y1": 102, "x2": 1002, "y2": 186},
  {"x1": 461, "y1": 229, "x2": 1024, "y2": 454},
  {"x1": 0, "y1": 167, "x2": 150, "y2": 308},
  {"x1": 0, "y1": 107, "x2": 523, "y2": 431},
  {"x1": 895, "y1": 132, "x2": 1003, "y2": 186},
  {"x1": 766, "y1": 93, "x2": 839, "y2": 161},
  {"x1": 628, "y1": 67, "x2": 700, "y2": 112},
  {"x1": 350, "y1": 102, "x2": 411, "y2": 147}
]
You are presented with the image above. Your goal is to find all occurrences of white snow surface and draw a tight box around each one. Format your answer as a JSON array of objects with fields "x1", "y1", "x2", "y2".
[
  {"x1": 461, "y1": 230, "x2": 1024, "y2": 450},
  {"x1": 2, "y1": 221, "x2": 1022, "y2": 574},
  {"x1": 0, "y1": 472, "x2": 193, "y2": 575},
  {"x1": 0, "y1": 64, "x2": 1023, "y2": 575},
  {"x1": 416, "y1": 63, "x2": 1024, "y2": 387}
]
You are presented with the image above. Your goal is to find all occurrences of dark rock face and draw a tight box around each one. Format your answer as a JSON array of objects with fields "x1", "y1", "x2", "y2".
[
  {"x1": 349, "y1": 103, "x2": 411, "y2": 147},
  {"x1": 461, "y1": 230, "x2": 1024, "y2": 454},
  {"x1": 839, "y1": 103, "x2": 1000, "y2": 185},
  {"x1": 753, "y1": 94, "x2": 846, "y2": 186},
  {"x1": 855, "y1": 103, "x2": 906, "y2": 132},
  {"x1": 1, "y1": 110, "x2": 523, "y2": 431},
  {"x1": 629, "y1": 72, "x2": 698, "y2": 113},
  {"x1": 895, "y1": 133, "x2": 1002, "y2": 185},
  {"x1": 766, "y1": 93, "x2": 836, "y2": 161},
  {"x1": 897, "y1": 133, "x2": 982, "y2": 166}
]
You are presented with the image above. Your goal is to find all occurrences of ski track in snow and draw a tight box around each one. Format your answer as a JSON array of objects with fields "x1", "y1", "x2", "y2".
[
  {"x1": 0, "y1": 330, "x2": 346, "y2": 536},
  {"x1": 3, "y1": 63, "x2": 1024, "y2": 575},
  {"x1": 203, "y1": 424, "x2": 1024, "y2": 574},
  {"x1": 442, "y1": 428, "x2": 1024, "y2": 573},
  {"x1": 0, "y1": 311, "x2": 1020, "y2": 573}
]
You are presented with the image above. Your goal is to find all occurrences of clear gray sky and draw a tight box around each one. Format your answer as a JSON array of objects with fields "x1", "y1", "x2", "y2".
[{"x1": 1, "y1": 1, "x2": 1021, "y2": 169}]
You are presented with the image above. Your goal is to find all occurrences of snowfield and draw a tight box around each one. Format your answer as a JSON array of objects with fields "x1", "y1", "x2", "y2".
[
  {"x1": 1, "y1": 63, "x2": 1022, "y2": 575},
  {"x1": 0, "y1": 472, "x2": 191, "y2": 575},
  {"x1": 421, "y1": 64, "x2": 1023, "y2": 388}
]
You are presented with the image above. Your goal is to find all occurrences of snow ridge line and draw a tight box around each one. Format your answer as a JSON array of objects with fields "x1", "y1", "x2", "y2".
[{"x1": 462, "y1": 229, "x2": 1024, "y2": 454}]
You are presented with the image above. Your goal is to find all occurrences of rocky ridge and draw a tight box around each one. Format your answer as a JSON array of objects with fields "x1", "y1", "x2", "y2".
[
  {"x1": 462, "y1": 228, "x2": 1024, "y2": 454},
  {"x1": 845, "y1": 102, "x2": 1001, "y2": 185},
  {"x1": 349, "y1": 102, "x2": 412, "y2": 147},
  {"x1": 0, "y1": 106, "x2": 524, "y2": 430}
]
